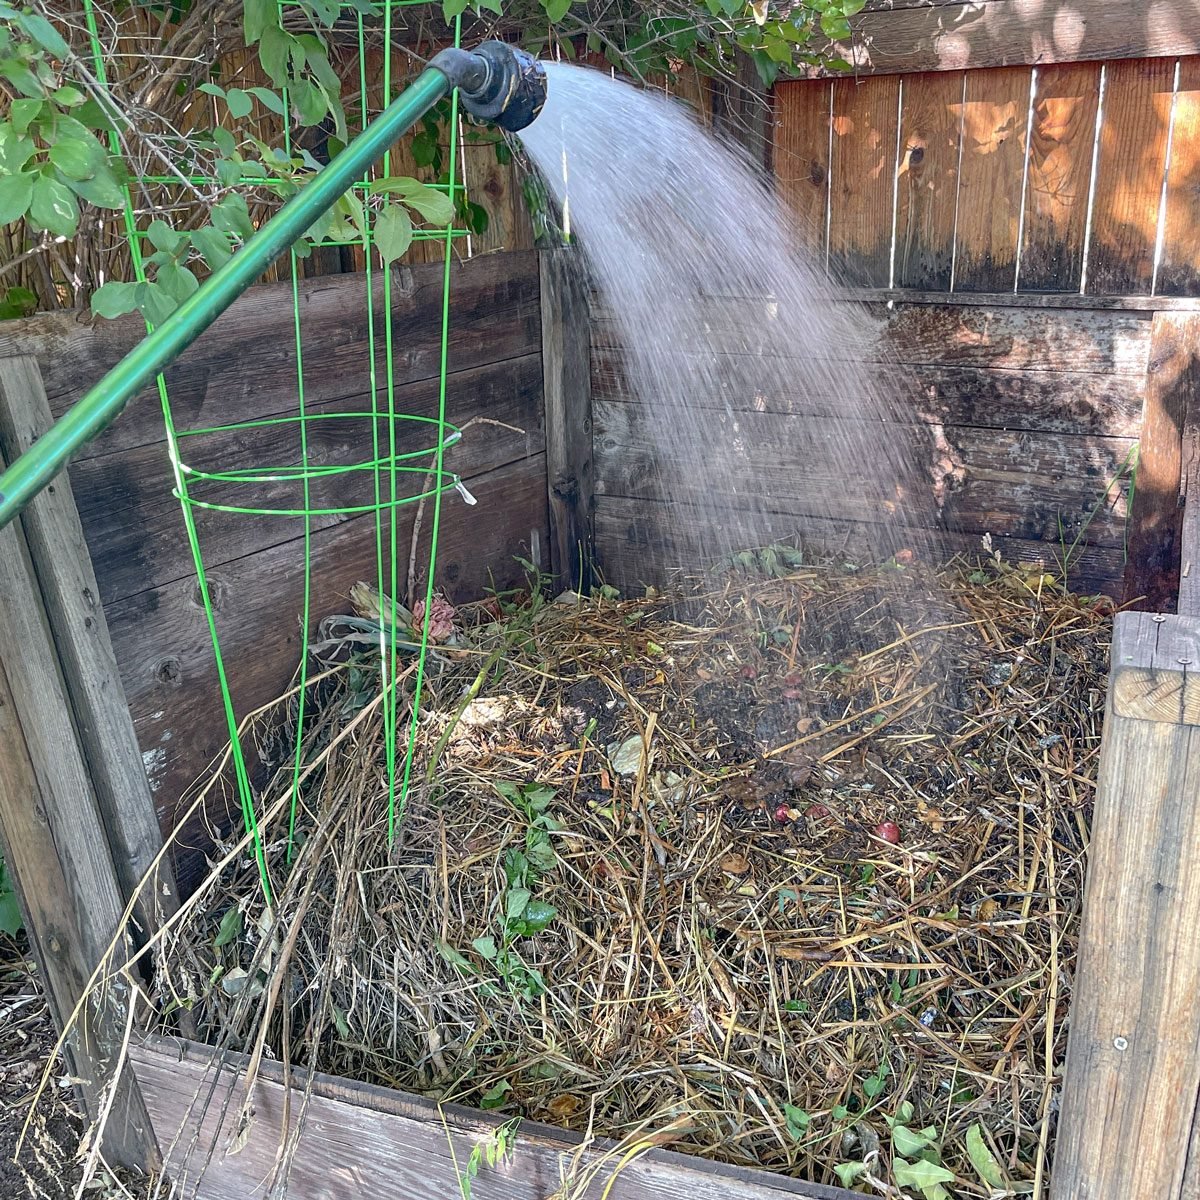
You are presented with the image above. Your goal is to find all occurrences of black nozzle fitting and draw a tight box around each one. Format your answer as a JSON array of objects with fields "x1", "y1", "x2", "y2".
[{"x1": 429, "y1": 42, "x2": 547, "y2": 132}]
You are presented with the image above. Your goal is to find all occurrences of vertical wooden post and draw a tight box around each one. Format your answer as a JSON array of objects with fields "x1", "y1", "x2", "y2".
[
  {"x1": 1053, "y1": 611, "x2": 1200, "y2": 1200},
  {"x1": 0, "y1": 356, "x2": 180, "y2": 934},
  {"x1": 0, "y1": 357, "x2": 162, "y2": 1171},
  {"x1": 540, "y1": 247, "x2": 595, "y2": 592},
  {"x1": 1123, "y1": 313, "x2": 1200, "y2": 610}
]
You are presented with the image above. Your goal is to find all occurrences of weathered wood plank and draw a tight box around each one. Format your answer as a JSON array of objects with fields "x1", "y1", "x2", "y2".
[
  {"x1": 1019, "y1": 62, "x2": 1103, "y2": 292},
  {"x1": 0, "y1": 252, "x2": 542, "y2": 463},
  {"x1": 801, "y1": 0, "x2": 1200, "y2": 77},
  {"x1": 773, "y1": 79, "x2": 833, "y2": 259},
  {"x1": 1087, "y1": 58, "x2": 1176, "y2": 296},
  {"x1": 0, "y1": 357, "x2": 179, "y2": 935},
  {"x1": 0, "y1": 463, "x2": 158, "y2": 1170},
  {"x1": 844, "y1": 287, "x2": 1200, "y2": 311},
  {"x1": 70, "y1": 354, "x2": 545, "y2": 606},
  {"x1": 593, "y1": 348, "x2": 1145, "y2": 437},
  {"x1": 1181, "y1": 390, "x2": 1200, "y2": 618},
  {"x1": 463, "y1": 136, "x2": 534, "y2": 255},
  {"x1": 594, "y1": 400, "x2": 1134, "y2": 548},
  {"x1": 1158, "y1": 57, "x2": 1200, "y2": 298},
  {"x1": 894, "y1": 71, "x2": 963, "y2": 290},
  {"x1": 131, "y1": 1036, "x2": 855, "y2": 1200},
  {"x1": 109, "y1": 454, "x2": 550, "y2": 890},
  {"x1": 829, "y1": 75, "x2": 901, "y2": 286},
  {"x1": 1053, "y1": 611, "x2": 1200, "y2": 1200},
  {"x1": 953, "y1": 67, "x2": 1032, "y2": 292},
  {"x1": 594, "y1": 495, "x2": 1126, "y2": 597},
  {"x1": 540, "y1": 249, "x2": 594, "y2": 591},
  {"x1": 1111, "y1": 615, "x2": 1200, "y2": 722},
  {"x1": 1123, "y1": 313, "x2": 1200, "y2": 610}
]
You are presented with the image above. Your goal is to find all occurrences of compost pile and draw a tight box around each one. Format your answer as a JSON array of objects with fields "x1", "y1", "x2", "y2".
[{"x1": 156, "y1": 550, "x2": 1110, "y2": 1197}]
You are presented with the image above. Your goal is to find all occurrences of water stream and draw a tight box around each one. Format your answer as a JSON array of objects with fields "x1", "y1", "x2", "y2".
[{"x1": 518, "y1": 63, "x2": 937, "y2": 579}]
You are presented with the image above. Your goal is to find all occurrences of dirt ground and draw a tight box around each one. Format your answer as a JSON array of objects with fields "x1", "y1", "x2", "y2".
[{"x1": 0, "y1": 940, "x2": 154, "y2": 1200}]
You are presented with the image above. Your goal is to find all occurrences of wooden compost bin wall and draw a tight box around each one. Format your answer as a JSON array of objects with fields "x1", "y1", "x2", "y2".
[
  {"x1": 594, "y1": 53, "x2": 1200, "y2": 603},
  {"x1": 0, "y1": 249, "x2": 548, "y2": 893}
]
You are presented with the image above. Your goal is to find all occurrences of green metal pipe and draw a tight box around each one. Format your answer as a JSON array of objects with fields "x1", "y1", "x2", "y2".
[{"x1": 0, "y1": 66, "x2": 453, "y2": 530}]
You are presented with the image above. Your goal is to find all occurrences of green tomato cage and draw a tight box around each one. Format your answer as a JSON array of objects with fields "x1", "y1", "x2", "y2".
[{"x1": 77, "y1": 0, "x2": 475, "y2": 902}]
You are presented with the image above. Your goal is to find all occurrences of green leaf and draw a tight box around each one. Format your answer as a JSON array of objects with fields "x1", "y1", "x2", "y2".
[
  {"x1": 244, "y1": 0, "x2": 278, "y2": 45},
  {"x1": 156, "y1": 263, "x2": 199, "y2": 303},
  {"x1": 892, "y1": 1123, "x2": 937, "y2": 1158},
  {"x1": 410, "y1": 128, "x2": 438, "y2": 169},
  {"x1": 525, "y1": 829, "x2": 557, "y2": 873},
  {"x1": 0, "y1": 58, "x2": 43, "y2": 98},
  {"x1": 442, "y1": 0, "x2": 469, "y2": 19},
  {"x1": 479, "y1": 1079, "x2": 511, "y2": 1110},
  {"x1": 368, "y1": 176, "x2": 454, "y2": 226},
  {"x1": 53, "y1": 84, "x2": 84, "y2": 108},
  {"x1": 820, "y1": 10, "x2": 852, "y2": 39},
  {"x1": 198, "y1": 81, "x2": 226, "y2": 99},
  {"x1": 0, "y1": 862, "x2": 22, "y2": 934},
  {"x1": 783, "y1": 1103, "x2": 810, "y2": 1140},
  {"x1": 290, "y1": 78, "x2": 326, "y2": 127},
  {"x1": 0, "y1": 173, "x2": 33, "y2": 225},
  {"x1": 90, "y1": 280, "x2": 139, "y2": 319},
  {"x1": 212, "y1": 193, "x2": 255, "y2": 239},
  {"x1": 966, "y1": 1124, "x2": 1009, "y2": 1191},
  {"x1": 135, "y1": 280, "x2": 178, "y2": 325},
  {"x1": 0, "y1": 127, "x2": 36, "y2": 173},
  {"x1": 0, "y1": 285, "x2": 37, "y2": 319},
  {"x1": 11, "y1": 98, "x2": 42, "y2": 135},
  {"x1": 258, "y1": 24, "x2": 292, "y2": 85},
  {"x1": 225, "y1": 87, "x2": 253, "y2": 119},
  {"x1": 146, "y1": 218, "x2": 185, "y2": 254},
  {"x1": 74, "y1": 98, "x2": 120, "y2": 132},
  {"x1": 892, "y1": 1158, "x2": 956, "y2": 1195},
  {"x1": 842, "y1": 0, "x2": 867, "y2": 14},
  {"x1": 505, "y1": 887, "x2": 532, "y2": 921},
  {"x1": 833, "y1": 1162, "x2": 867, "y2": 1188},
  {"x1": 541, "y1": 0, "x2": 570, "y2": 21},
  {"x1": 248, "y1": 86, "x2": 285, "y2": 115},
  {"x1": 213, "y1": 906, "x2": 243, "y2": 947},
  {"x1": 437, "y1": 941, "x2": 477, "y2": 974},
  {"x1": 65, "y1": 166, "x2": 124, "y2": 208},
  {"x1": 519, "y1": 899, "x2": 557, "y2": 933},
  {"x1": 331, "y1": 1002, "x2": 351, "y2": 1039},
  {"x1": 472, "y1": 935, "x2": 498, "y2": 960},
  {"x1": 17, "y1": 11, "x2": 69, "y2": 58},
  {"x1": 30, "y1": 174, "x2": 78, "y2": 237},
  {"x1": 48, "y1": 135, "x2": 104, "y2": 181},
  {"x1": 373, "y1": 202, "x2": 412, "y2": 263},
  {"x1": 191, "y1": 225, "x2": 233, "y2": 268}
]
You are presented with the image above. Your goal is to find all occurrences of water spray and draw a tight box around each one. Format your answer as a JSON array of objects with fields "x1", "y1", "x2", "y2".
[{"x1": 0, "y1": 42, "x2": 547, "y2": 531}]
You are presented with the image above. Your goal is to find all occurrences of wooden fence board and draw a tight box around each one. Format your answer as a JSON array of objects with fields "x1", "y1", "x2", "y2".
[
  {"x1": 773, "y1": 79, "x2": 833, "y2": 259},
  {"x1": 130, "y1": 1036, "x2": 855, "y2": 1200},
  {"x1": 1019, "y1": 62, "x2": 1103, "y2": 292},
  {"x1": 801, "y1": 0, "x2": 1200, "y2": 77},
  {"x1": 953, "y1": 67, "x2": 1032, "y2": 291},
  {"x1": 0, "y1": 252, "x2": 542, "y2": 463},
  {"x1": 1158, "y1": 57, "x2": 1200, "y2": 297},
  {"x1": 1087, "y1": 58, "x2": 1176, "y2": 296},
  {"x1": 463, "y1": 136, "x2": 534, "y2": 256},
  {"x1": 106, "y1": 454, "x2": 550, "y2": 889},
  {"x1": 70, "y1": 354, "x2": 544, "y2": 606},
  {"x1": 894, "y1": 71, "x2": 963, "y2": 290},
  {"x1": 829, "y1": 76, "x2": 901, "y2": 286},
  {"x1": 595, "y1": 495, "x2": 1126, "y2": 598}
]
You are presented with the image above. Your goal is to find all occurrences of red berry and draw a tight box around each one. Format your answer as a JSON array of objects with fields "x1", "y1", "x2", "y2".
[
  {"x1": 740, "y1": 665, "x2": 758, "y2": 680},
  {"x1": 874, "y1": 821, "x2": 901, "y2": 844},
  {"x1": 805, "y1": 803, "x2": 830, "y2": 820},
  {"x1": 774, "y1": 803, "x2": 793, "y2": 824},
  {"x1": 782, "y1": 687, "x2": 804, "y2": 701}
]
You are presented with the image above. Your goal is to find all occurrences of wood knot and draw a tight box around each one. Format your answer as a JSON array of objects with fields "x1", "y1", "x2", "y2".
[{"x1": 154, "y1": 657, "x2": 183, "y2": 687}]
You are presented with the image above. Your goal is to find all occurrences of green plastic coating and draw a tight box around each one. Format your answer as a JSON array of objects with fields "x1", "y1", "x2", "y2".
[{"x1": 0, "y1": 65, "x2": 453, "y2": 531}]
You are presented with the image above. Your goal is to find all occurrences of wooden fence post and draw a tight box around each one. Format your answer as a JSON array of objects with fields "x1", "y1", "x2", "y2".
[
  {"x1": 540, "y1": 247, "x2": 595, "y2": 592},
  {"x1": 0, "y1": 356, "x2": 163, "y2": 1171},
  {"x1": 1053, "y1": 611, "x2": 1200, "y2": 1200}
]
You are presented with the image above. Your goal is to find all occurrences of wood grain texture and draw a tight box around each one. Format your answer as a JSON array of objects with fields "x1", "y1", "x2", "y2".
[
  {"x1": 844, "y1": 286, "x2": 1200, "y2": 310},
  {"x1": 0, "y1": 464, "x2": 158, "y2": 1169},
  {"x1": 463, "y1": 137, "x2": 534, "y2": 256},
  {"x1": 0, "y1": 251, "x2": 542, "y2": 463},
  {"x1": 801, "y1": 0, "x2": 1200, "y2": 77},
  {"x1": 1123, "y1": 314, "x2": 1200, "y2": 610},
  {"x1": 130, "y1": 1036, "x2": 856, "y2": 1200},
  {"x1": 829, "y1": 75, "x2": 901, "y2": 286},
  {"x1": 110, "y1": 455, "x2": 550, "y2": 891},
  {"x1": 1112, "y1": 614, "x2": 1200, "y2": 722},
  {"x1": 1019, "y1": 62, "x2": 1102, "y2": 292},
  {"x1": 1182, "y1": 389, "x2": 1200, "y2": 618},
  {"x1": 541, "y1": 248, "x2": 594, "y2": 590},
  {"x1": 894, "y1": 71, "x2": 964, "y2": 290},
  {"x1": 594, "y1": 496, "x2": 1126, "y2": 598},
  {"x1": 0, "y1": 357, "x2": 178, "y2": 936},
  {"x1": 1053, "y1": 611, "x2": 1200, "y2": 1200},
  {"x1": 1158, "y1": 57, "x2": 1200, "y2": 297},
  {"x1": 953, "y1": 67, "x2": 1032, "y2": 292},
  {"x1": 773, "y1": 79, "x2": 833, "y2": 259},
  {"x1": 71, "y1": 354, "x2": 544, "y2": 606},
  {"x1": 1087, "y1": 58, "x2": 1176, "y2": 296}
]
